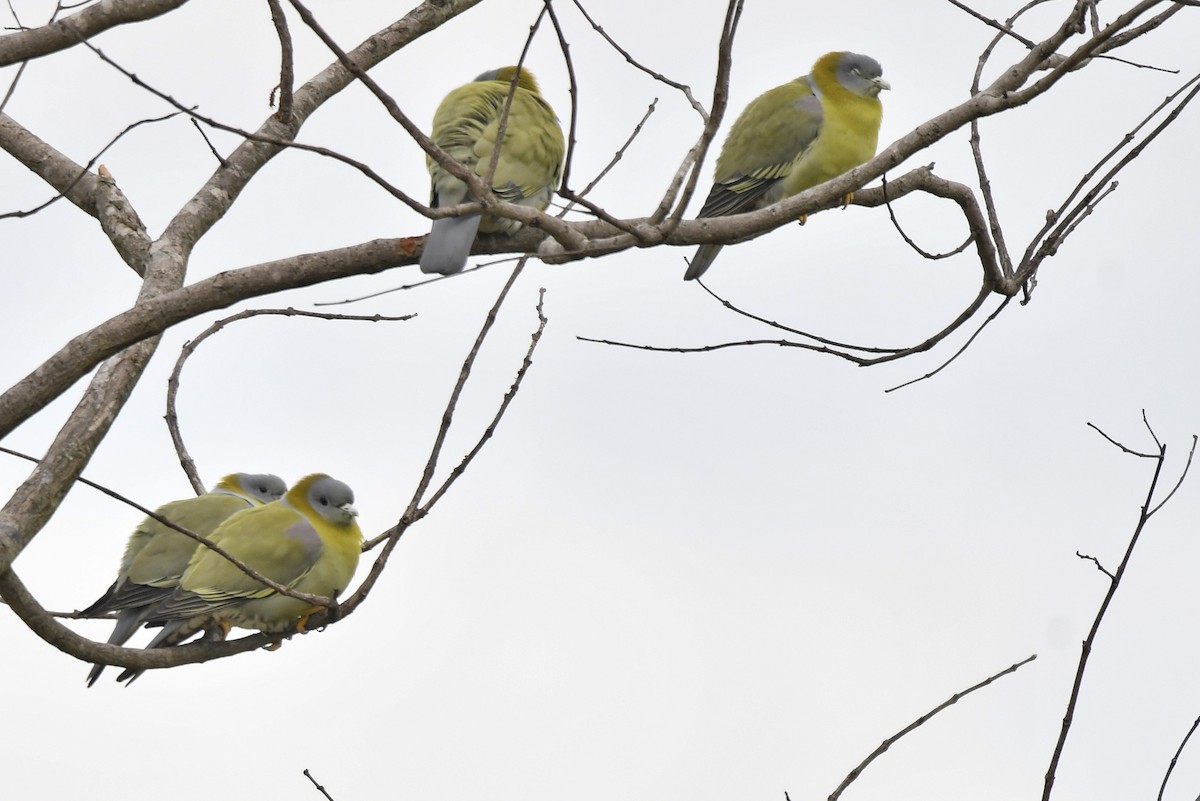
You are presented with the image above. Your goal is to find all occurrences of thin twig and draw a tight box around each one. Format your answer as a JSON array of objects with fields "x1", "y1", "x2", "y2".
[
  {"x1": 266, "y1": 0, "x2": 294, "y2": 118},
  {"x1": 303, "y1": 769, "x2": 336, "y2": 801},
  {"x1": 1148, "y1": 435, "x2": 1197, "y2": 517},
  {"x1": 539, "y1": 0, "x2": 579, "y2": 190},
  {"x1": 0, "y1": 0, "x2": 58, "y2": 113},
  {"x1": 577, "y1": 335, "x2": 869, "y2": 363},
  {"x1": 583, "y1": 283, "x2": 995, "y2": 372},
  {"x1": 567, "y1": 0, "x2": 705, "y2": 118},
  {"x1": 561, "y1": 99, "x2": 658, "y2": 216},
  {"x1": 79, "y1": 38, "x2": 424, "y2": 211},
  {"x1": 0, "y1": 109, "x2": 187, "y2": 220},
  {"x1": 480, "y1": 7, "x2": 546, "y2": 193},
  {"x1": 282, "y1": 0, "x2": 490, "y2": 221},
  {"x1": 884, "y1": 295, "x2": 1011, "y2": 393},
  {"x1": 1158, "y1": 715, "x2": 1200, "y2": 801},
  {"x1": 348, "y1": 261, "x2": 549, "y2": 632},
  {"x1": 1086, "y1": 422, "x2": 1156, "y2": 459},
  {"x1": 943, "y1": 0, "x2": 1037, "y2": 47},
  {"x1": 409, "y1": 262, "x2": 529, "y2": 512},
  {"x1": 658, "y1": 0, "x2": 742, "y2": 227},
  {"x1": 881, "y1": 172, "x2": 974, "y2": 261},
  {"x1": 828, "y1": 654, "x2": 1037, "y2": 801},
  {"x1": 189, "y1": 118, "x2": 227, "y2": 166},
  {"x1": 420, "y1": 285, "x2": 549, "y2": 514},
  {"x1": 1018, "y1": 71, "x2": 1200, "y2": 288},
  {"x1": 1075, "y1": 550, "x2": 1114, "y2": 581},
  {"x1": 697, "y1": 280, "x2": 908, "y2": 354},
  {"x1": 1042, "y1": 425, "x2": 1196, "y2": 801}
]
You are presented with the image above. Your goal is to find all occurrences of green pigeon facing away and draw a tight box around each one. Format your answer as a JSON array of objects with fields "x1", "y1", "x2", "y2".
[{"x1": 420, "y1": 66, "x2": 565, "y2": 275}]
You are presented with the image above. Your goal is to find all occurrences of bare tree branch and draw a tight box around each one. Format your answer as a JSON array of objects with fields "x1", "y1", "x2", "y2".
[
  {"x1": 567, "y1": 0, "x2": 707, "y2": 119},
  {"x1": 165, "y1": 308, "x2": 415, "y2": 493},
  {"x1": 1075, "y1": 550, "x2": 1115, "y2": 581},
  {"x1": 0, "y1": 0, "x2": 189, "y2": 66},
  {"x1": 1042, "y1": 423, "x2": 1198, "y2": 801},
  {"x1": 351, "y1": 265, "x2": 549, "y2": 628},
  {"x1": 266, "y1": 0, "x2": 295, "y2": 118},
  {"x1": 80, "y1": 39, "x2": 423, "y2": 211},
  {"x1": 0, "y1": 567, "x2": 278, "y2": 671},
  {"x1": 828, "y1": 653, "x2": 1038, "y2": 801},
  {"x1": 303, "y1": 769, "x2": 337, "y2": 801},
  {"x1": 1158, "y1": 715, "x2": 1200, "y2": 801},
  {"x1": 419, "y1": 286, "x2": 549, "y2": 515},
  {"x1": 884, "y1": 296, "x2": 1012, "y2": 392}
]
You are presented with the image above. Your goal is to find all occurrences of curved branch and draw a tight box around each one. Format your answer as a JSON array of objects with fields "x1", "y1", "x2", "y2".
[
  {"x1": 165, "y1": 307, "x2": 415, "y2": 491},
  {"x1": 0, "y1": 567, "x2": 277, "y2": 672}
]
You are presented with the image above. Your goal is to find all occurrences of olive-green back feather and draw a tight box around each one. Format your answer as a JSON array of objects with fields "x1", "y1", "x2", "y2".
[
  {"x1": 700, "y1": 78, "x2": 823, "y2": 219},
  {"x1": 427, "y1": 71, "x2": 564, "y2": 210}
]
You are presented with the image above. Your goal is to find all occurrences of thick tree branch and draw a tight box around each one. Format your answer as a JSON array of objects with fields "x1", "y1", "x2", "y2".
[
  {"x1": 0, "y1": 0, "x2": 189, "y2": 66},
  {"x1": 0, "y1": 2, "x2": 482, "y2": 582},
  {"x1": 0, "y1": 111, "x2": 102, "y2": 214},
  {"x1": 0, "y1": 567, "x2": 277, "y2": 671}
]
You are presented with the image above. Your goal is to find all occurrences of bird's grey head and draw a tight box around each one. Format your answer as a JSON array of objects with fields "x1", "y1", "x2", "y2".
[
  {"x1": 308, "y1": 476, "x2": 358, "y2": 526},
  {"x1": 836, "y1": 53, "x2": 889, "y2": 98},
  {"x1": 237, "y1": 473, "x2": 287, "y2": 504}
]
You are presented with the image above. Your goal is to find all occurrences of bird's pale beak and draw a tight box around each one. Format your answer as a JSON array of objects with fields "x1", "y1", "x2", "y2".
[{"x1": 874, "y1": 77, "x2": 892, "y2": 92}]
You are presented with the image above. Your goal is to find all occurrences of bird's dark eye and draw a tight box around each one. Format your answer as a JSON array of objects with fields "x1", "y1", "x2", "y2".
[{"x1": 318, "y1": 495, "x2": 329, "y2": 506}]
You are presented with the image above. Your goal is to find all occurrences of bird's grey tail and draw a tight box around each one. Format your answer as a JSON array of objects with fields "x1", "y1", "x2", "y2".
[
  {"x1": 85, "y1": 610, "x2": 145, "y2": 688},
  {"x1": 114, "y1": 617, "x2": 219, "y2": 685},
  {"x1": 420, "y1": 215, "x2": 484, "y2": 275},
  {"x1": 86, "y1": 661, "x2": 108, "y2": 688},
  {"x1": 113, "y1": 620, "x2": 181, "y2": 686},
  {"x1": 684, "y1": 244, "x2": 724, "y2": 281}
]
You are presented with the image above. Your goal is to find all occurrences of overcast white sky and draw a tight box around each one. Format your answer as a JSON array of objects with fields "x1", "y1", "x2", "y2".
[{"x1": 2, "y1": 1, "x2": 1200, "y2": 799}]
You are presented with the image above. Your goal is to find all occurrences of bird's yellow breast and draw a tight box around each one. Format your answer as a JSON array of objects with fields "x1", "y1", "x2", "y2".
[{"x1": 784, "y1": 89, "x2": 882, "y2": 196}]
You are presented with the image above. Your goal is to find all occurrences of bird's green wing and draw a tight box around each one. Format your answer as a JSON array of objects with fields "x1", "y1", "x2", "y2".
[
  {"x1": 148, "y1": 508, "x2": 324, "y2": 622},
  {"x1": 82, "y1": 494, "x2": 253, "y2": 615},
  {"x1": 427, "y1": 81, "x2": 509, "y2": 206},
  {"x1": 429, "y1": 81, "x2": 563, "y2": 207},
  {"x1": 700, "y1": 78, "x2": 823, "y2": 218},
  {"x1": 122, "y1": 495, "x2": 253, "y2": 588},
  {"x1": 479, "y1": 91, "x2": 564, "y2": 205}
]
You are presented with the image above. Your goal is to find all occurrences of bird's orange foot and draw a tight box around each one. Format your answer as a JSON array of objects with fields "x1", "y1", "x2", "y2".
[
  {"x1": 201, "y1": 620, "x2": 232, "y2": 642},
  {"x1": 797, "y1": 213, "x2": 808, "y2": 226},
  {"x1": 841, "y1": 192, "x2": 855, "y2": 209},
  {"x1": 265, "y1": 639, "x2": 284, "y2": 651},
  {"x1": 295, "y1": 605, "x2": 324, "y2": 633}
]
